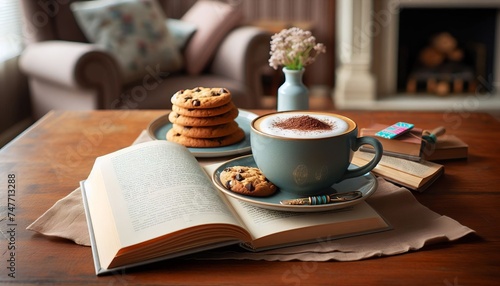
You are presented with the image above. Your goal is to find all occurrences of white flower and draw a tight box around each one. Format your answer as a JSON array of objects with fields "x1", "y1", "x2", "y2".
[{"x1": 268, "y1": 27, "x2": 326, "y2": 70}]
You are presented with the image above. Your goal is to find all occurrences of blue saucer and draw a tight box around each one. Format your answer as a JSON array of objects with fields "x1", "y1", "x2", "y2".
[
  {"x1": 212, "y1": 155, "x2": 378, "y2": 212},
  {"x1": 147, "y1": 109, "x2": 257, "y2": 158}
]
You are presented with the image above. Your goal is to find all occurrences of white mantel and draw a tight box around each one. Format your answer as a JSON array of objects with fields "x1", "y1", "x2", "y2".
[{"x1": 333, "y1": 0, "x2": 500, "y2": 111}]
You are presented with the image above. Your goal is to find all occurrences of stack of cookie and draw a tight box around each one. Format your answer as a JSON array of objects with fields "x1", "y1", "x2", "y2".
[{"x1": 167, "y1": 87, "x2": 245, "y2": 148}]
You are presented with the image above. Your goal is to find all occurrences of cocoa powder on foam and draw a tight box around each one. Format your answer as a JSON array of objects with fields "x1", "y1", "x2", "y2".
[{"x1": 272, "y1": 115, "x2": 335, "y2": 132}]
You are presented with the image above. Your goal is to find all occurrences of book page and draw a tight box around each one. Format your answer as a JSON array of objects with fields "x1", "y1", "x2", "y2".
[
  {"x1": 224, "y1": 197, "x2": 386, "y2": 249},
  {"x1": 83, "y1": 163, "x2": 122, "y2": 270},
  {"x1": 202, "y1": 162, "x2": 389, "y2": 249},
  {"x1": 354, "y1": 151, "x2": 441, "y2": 178},
  {"x1": 89, "y1": 141, "x2": 244, "y2": 248}
]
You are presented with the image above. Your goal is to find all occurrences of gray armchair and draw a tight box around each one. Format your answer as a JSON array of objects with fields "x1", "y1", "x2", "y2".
[{"x1": 19, "y1": 0, "x2": 270, "y2": 119}]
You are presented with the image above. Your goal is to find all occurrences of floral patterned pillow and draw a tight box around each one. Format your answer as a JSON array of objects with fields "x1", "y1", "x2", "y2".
[{"x1": 71, "y1": 0, "x2": 183, "y2": 82}]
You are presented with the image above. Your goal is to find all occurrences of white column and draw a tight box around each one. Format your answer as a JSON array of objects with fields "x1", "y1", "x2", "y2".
[{"x1": 333, "y1": 0, "x2": 376, "y2": 108}]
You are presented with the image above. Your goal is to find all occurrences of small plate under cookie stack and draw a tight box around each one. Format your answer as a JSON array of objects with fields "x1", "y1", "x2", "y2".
[{"x1": 166, "y1": 87, "x2": 245, "y2": 148}]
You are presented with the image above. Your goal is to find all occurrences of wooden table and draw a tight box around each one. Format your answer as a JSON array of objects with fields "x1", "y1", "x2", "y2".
[{"x1": 1, "y1": 110, "x2": 499, "y2": 285}]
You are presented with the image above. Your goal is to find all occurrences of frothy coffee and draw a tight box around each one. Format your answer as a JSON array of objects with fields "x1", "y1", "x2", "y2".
[{"x1": 254, "y1": 112, "x2": 353, "y2": 139}]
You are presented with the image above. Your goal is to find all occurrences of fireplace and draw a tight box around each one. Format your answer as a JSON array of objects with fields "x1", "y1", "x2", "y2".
[
  {"x1": 398, "y1": 8, "x2": 497, "y2": 96},
  {"x1": 334, "y1": 0, "x2": 500, "y2": 111}
]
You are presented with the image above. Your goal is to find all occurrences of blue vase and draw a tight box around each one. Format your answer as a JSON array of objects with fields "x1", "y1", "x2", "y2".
[{"x1": 277, "y1": 67, "x2": 309, "y2": 111}]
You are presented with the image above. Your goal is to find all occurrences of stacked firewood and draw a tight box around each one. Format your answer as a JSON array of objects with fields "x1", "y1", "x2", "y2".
[{"x1": 407, "y1": 32, "x2": 475, "y2": 96}]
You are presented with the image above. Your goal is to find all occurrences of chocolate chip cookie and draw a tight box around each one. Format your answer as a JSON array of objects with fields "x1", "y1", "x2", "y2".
[
  {"x1": 172, "y1": 102, "x2": 235, "y2": 117},
  {"x1": 219, "y1": 166, "x2": 277, "y2": 197},
  {"x1": 171, "y1": 87, "x2": 232, "y2": 109},
  {"x1": 171, "y1": 121, "x2": 240, "y2": 138},
  {"x1": 168, "y1": 107, "x2": 239, "y2": 127},
  {"x1": 166, "y1": 127, "x2": 245, "y2": 148}
]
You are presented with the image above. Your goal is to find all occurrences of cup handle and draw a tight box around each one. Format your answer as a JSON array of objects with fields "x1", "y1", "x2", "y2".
[{"x1": 340, "y1": 136, "x2": 383, "y2": 180}]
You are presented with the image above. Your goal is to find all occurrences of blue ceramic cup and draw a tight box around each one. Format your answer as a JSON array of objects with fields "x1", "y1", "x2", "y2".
[{"x1": 250, "y1": 111, "x2": 383, "y2": 195}]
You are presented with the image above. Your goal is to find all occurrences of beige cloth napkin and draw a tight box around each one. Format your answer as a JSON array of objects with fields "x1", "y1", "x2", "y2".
[{"x1": 27, "y1": 131, "x2": 475, "y2": 261}]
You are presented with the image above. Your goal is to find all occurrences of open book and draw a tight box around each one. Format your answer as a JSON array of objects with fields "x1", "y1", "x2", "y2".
[
  {"x1": 352, "y1": 151, "x2": 444, "y2": 192},
  {"x1": 81, "y1": 140, "x2": 389, "y2": 275}
]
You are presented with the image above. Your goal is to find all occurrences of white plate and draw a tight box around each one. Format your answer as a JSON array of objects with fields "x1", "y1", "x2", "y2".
[
  {"x1": 212, "y1": 155, "x2": 378, "y2": 212},
  {"x1": 147, "y1": 109, "x2": 257, "y2": 158}
]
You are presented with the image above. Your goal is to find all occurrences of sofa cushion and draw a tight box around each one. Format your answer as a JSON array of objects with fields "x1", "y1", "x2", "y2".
[
  {"x1": 166, "y1": 19, "x2": 197, "y2": 51},
  {"x1": 181, "y1": 0, "x2": 243, "y2": 75},
  {"x1": 71, "y1": 0, "x2": 183, "y2": 82}
]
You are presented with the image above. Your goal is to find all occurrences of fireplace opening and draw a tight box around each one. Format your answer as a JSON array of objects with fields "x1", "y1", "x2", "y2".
[{"x1": 397, "y1": 8, "x2": 497, "y2": 96}]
